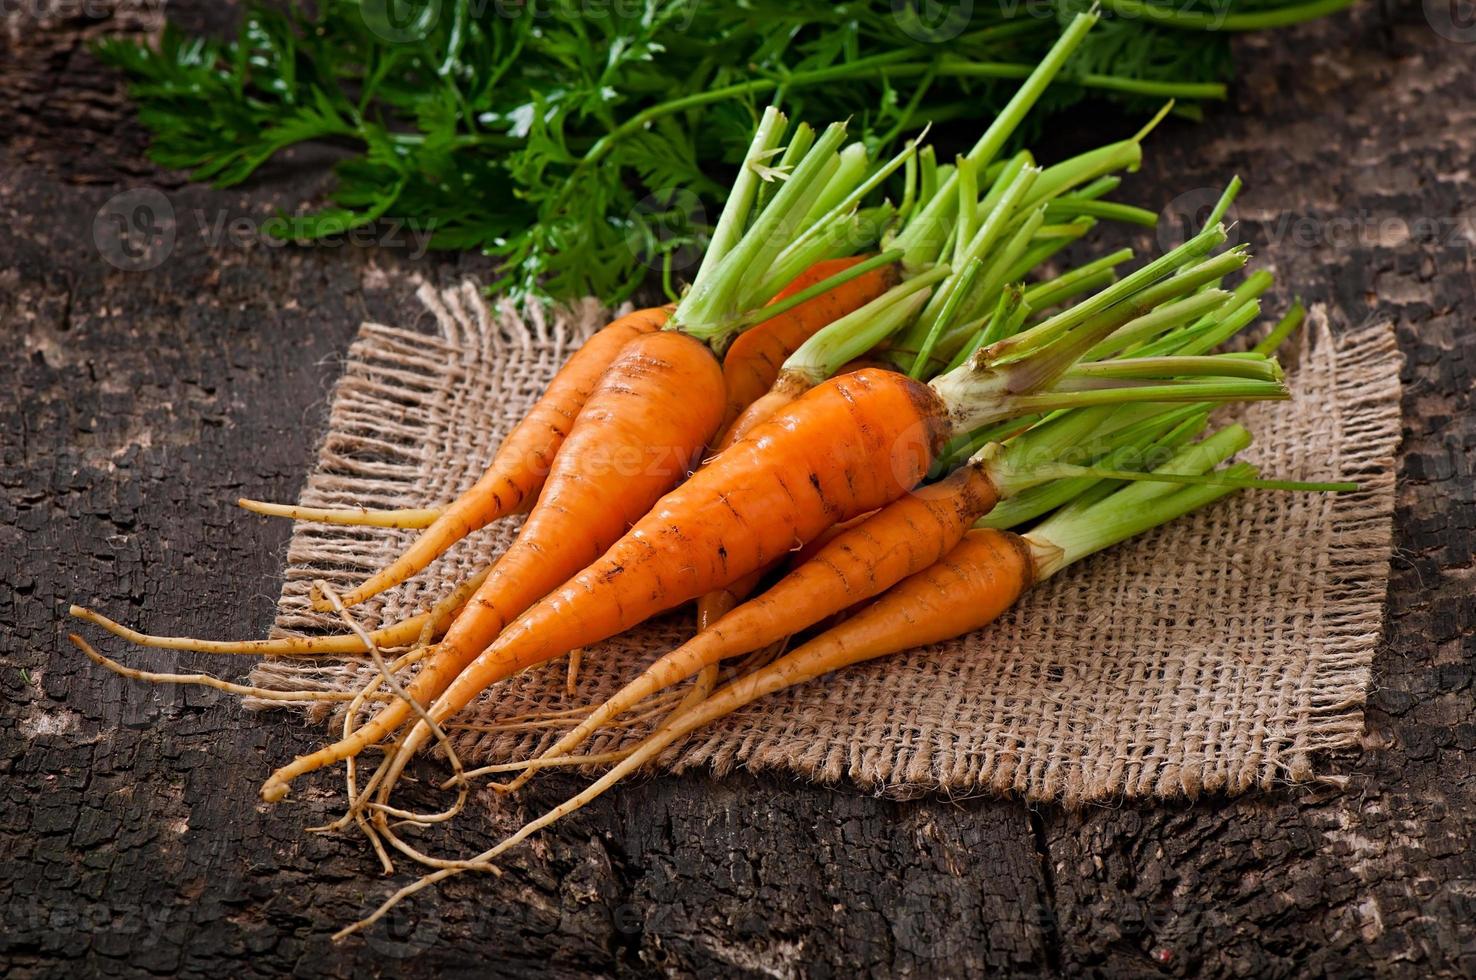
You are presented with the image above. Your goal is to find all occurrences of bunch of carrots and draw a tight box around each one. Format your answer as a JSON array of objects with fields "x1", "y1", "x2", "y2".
[{"x1": 67, "y1": 13, "x2": 1355, "y2": 936}]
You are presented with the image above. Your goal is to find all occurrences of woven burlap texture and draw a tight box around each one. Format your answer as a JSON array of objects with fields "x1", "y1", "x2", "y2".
[{"x1": 251, "y1": 278, "x2": 1402, "y2": 804}]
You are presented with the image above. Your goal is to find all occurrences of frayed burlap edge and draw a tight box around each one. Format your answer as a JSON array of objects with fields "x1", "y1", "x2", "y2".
[{"x1": 250, "y1": 280, "x2": 1402, "y2": 805}]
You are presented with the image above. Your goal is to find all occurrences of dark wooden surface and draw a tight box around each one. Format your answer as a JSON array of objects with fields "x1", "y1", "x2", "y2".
[{"x1": 3, "y1": 3, "x2": 1474, "y2": 977}]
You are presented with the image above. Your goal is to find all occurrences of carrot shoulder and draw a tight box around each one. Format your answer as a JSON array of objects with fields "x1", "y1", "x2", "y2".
[{"x1": 718, "y1": 256, "x2": 894, "y2": 431}]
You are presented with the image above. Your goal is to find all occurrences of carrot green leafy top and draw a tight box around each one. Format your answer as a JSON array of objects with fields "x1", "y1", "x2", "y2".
[{"x1": 96, "y1": 0, "x2": 1351, "y2": 305}]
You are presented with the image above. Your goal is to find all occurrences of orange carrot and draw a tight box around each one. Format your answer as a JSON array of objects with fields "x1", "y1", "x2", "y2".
[
  {"x1": 496, "y1": 458, "x2": 1001, "y2": 790},
  {"x1": 261, "y1": 306, "x2": 671, "y2": 607},
  {"x1": 259, "y1": 330, "x2": 724, "y2": 801},
  {"x1": 360, "y1": 367, "x2": 952, "y2": 796}
]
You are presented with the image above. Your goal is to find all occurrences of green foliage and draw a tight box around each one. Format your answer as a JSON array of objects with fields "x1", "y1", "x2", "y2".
[{"x1": 96, "y1": 0, "x2": 1337, "y2": 304}]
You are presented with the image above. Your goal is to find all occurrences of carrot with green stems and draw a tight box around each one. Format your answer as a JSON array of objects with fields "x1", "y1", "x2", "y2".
[
  {"x1": 338, "y1": 428, "x2": 1356, "y2": 935},
  {"x1": 347, "y1": 230, "x2": 1291, "y2": 809},
  {"x1": 256, "y1": 108, "x2": 924, "y2": 799},
  {"x1": 490, "y1": 399, "x2": 1249, "y2": 790},
  {"x1": 489, "y1": 403, "x2": 1153, "y2": 792},
  {"x1": 262, "y1": 21, "x2": 1101, "y2": 798}
]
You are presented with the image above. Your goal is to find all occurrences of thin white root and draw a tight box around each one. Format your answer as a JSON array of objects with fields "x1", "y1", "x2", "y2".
[
  {"x1": 238, "y1": 497, "x2": 444, "y2": 529},
  {"x1": 67, "y1": 603, "x2": 422, "y2": 658},
  {"x1": 452, "y1": 750, "x2": 632, "y2": 785},
  {"x1": 67, "y1": 634, "x2": 376, "y2": 703},
  {"x1": 334, "y1": 866, "x2": 470, "y2": 942},
  {"x1": 565, "y1": 648, "x2": 583, "y2": 696},
  {"x1": 316, "y1": 582, "x2": 473, "y2": 836},
  {"x1": 307, "y1": 645, "x2": 429, "y2": 866}
]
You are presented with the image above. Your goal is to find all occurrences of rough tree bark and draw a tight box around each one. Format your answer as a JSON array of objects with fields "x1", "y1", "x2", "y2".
[{"x1": 1, "y1": 3, "x2": 1472, "y2": 977}]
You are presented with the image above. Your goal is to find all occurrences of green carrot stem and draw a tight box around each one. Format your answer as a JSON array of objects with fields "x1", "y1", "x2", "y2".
[
  {"x1": 1018, "y1": 139, "x2": 1143, "y2": 212},
  {"x1": 725, "y1": 250, "x2": 904, "y2": 334},
  {"x1": 1001, "y1": 232, "x2": 1086, "y2": 285},
  {"x1": 1024, "y1": 247, "x2": 1133, "y2": 302},
  {"x1": 978, "y1": 409, "x2": 1210, "y2": 528},
  {"x1": 987, "y1": 223, "x2": 1228, "y2": 366},
  {"x1": 1098, "y1": 0, "x2": 1358, "y2": 31},
  {"x1": 1060, "y1": 424, "x2": 1250, "y2": 521},
  {"x1": 893, "y1": 13, "x2": 1099, "y2": 270},
  {"x1": 982, "y1": 405, "x2": 1120, "y2": 498},
  {"x1": 1172, "y1": 299, "x2": 1262, "y2": 356},
  {"x1": 754, "y1": 123, "x2": 814, "y2": 216},
  {"x1": 909, "y1": 258, "x2": 983, "y2": 380},
  {"x1": 801, "y1": 142, "x2": 868, "y2": 225},
  {"x1": 1029, "y1": 464, "x2": 1254, "y2": 580},
  {"x1": 1062, "y1": 175, "x2": 1122, "y2": 201},
  {"x1": 1032, "y1": 220, "x2": 1096, "y2": 239},
  {"x1": 1061, "y1": 353, "x2": 1282, "y2": 383},
  {"x1": 761, "y1": 135, "x2": 923, "y2": 296},
  {"x1": 964, "y1": 206, "x2": 1048, "y2": 325},
  {"x1": 1029, "y1": 427, "x2": 1256, "y2": 575},
  {"x1": 677, "y1": 121, "x2": 852, "y2": 342},
  {"x1": 1204, "y1": 175, "x2": 1242, "y2": 226},
  {"x1": 954, "y1": 156, "x2": 981, "y2": 265},
  {"x1": 944, "y1": 287, "x2": 1029, "y2": 373},
  {"x1": 1044, "y1": 198, "x2": 1159, "y2": 227},
  {"x1": 686, "y1": 106, "x2": 785, "y2": 293},
  {"x1": 975, "y1": 376, "x2": 1287, "y2": 428},
  {"x1": 1075, "y1": 248, "x2": 1248, "y2": 360},
  {"x1": 982, "y1": 264, "x2": 1238, "y2": 394},
  {"x1": 1025, "y1": 464, "x2": 1358, "y2": 494},
  {"x1": 787, "y1": 265, "x2": 950, "y2": 380},
  {"x1": 1254, "y1": 300, "x2": 1307, "y2": 355},
  {"x1": 903, "y1": 164, "x2": 1040, "y2": 352}
]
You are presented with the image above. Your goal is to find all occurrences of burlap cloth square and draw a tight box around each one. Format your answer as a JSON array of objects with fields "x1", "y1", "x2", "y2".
[{"x1": 250, "y1": 278, "x2": 1402, "y2": 804}]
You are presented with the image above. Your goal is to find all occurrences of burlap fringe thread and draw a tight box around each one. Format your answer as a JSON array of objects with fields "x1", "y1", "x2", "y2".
[{"x1": 250, "y1": 279, "x2": 1403, "y2": 804}]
